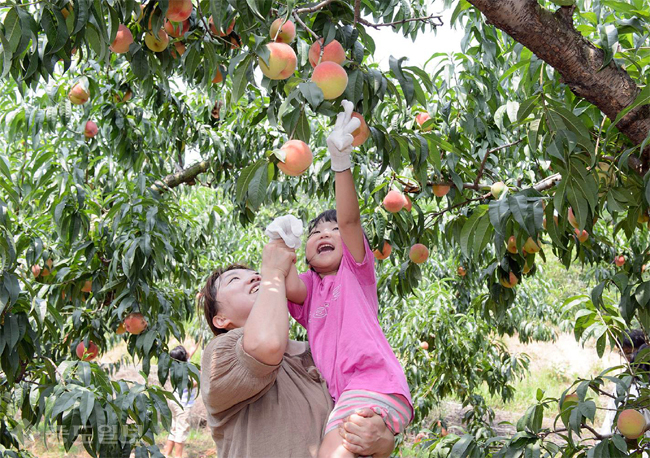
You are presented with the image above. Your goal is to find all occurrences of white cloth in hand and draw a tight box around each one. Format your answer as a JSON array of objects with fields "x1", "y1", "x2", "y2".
[
  {"x1": 326, "y1": 100, "x2": 361, "y2": 172},
  {"x1": 265, "y1": 215, "x2": 303, "y2": 249}
]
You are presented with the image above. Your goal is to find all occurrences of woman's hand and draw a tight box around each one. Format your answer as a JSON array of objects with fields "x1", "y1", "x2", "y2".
[
  {"x1": 338, "y1": 408, "x2": 395, "y2": 458},
  {"x1": 261, "y1": 239, "x2": 296, "y2": 278}
]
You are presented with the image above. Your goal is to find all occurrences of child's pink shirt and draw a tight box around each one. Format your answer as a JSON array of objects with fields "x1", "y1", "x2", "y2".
[{"x1": 288, "y1": 238, "x2": 413, "y2": 414}]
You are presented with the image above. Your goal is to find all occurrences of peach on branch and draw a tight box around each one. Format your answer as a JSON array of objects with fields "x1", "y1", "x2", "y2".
[
  {"x1": 165, "y1": 0, "x2": 192, "y2": 22},
  {"x1": 110, "y1": 24, "x2": 134, "y2": 54},
  {"x1": 124, "y1": 312, "x2": 148, "y2": 334},
  {"x1": 116, "y1": 323, "x2": 126, "y2": 335},
  {"x1": 276, "y1": 140, "x2": 313, "y2": 176},
  {"x1": 81, "y1": 280, "x2": 92, "y2": 293},
  {"x1": 69, "y1": 83, "x2": 89, "y2": 105},
  {"x1": 171, "y1": 41, "x2": 186, "y2": 58},
  {"x1": 308, "y1": 38, "x2": 346, "y2": 67},
  {"x1": 311, "y1": 61, "x2": 348, "y2": 100},
  {"x1": 373, "y1": 241, "x2": 392, "y2": 260},
  {"x1": 212, "y1": 68, "x2": 223, "y2": 84},
  {"x1": 420, "y1": 341, "x2": 429, "y2": 350},
  {"x1": 415, "y1": 112, "x2": 432, "y2": 131},
  {"x1": 164, "y1": 19, "x2": 190, "y2": 38},
  {"x1": 523, "y1": 237, "x2": 540, "y2": 254},
  {"x1": 403, "y1": 194, "x2": 412, "y2": 212},
  {"x1": 258, "y1": 42, "x2": 297, "y2": 80},
  {"x1": 458, "y1": 266, "x2": 466, "y2": 277},
  {"x1": 500, "y1": 271, "x2": 518, "y2": 288},
  {"x1": 575, "y1": 229, "x2": 589, "y2": 243},
  {"x1": 507, "y1": 236, "x2": 518, "y2": 254},
  {"x1": 409, "y1": 244, "x2": 429, "y2": 264},
  {"x1": 383, "y1": 190, "x2": 406, "y2": 213},
  {"x1": 432, "y1": 184, "x2": 450, "y2": 197},
  {"x1": 617, "y1": 409, "x2": 646, "y2": 440},
  {"x1": 491, "y1": 181, "x2": 506, "y2": 199},
  {"x1": 145, "y1": 29, "x2": 169, "y2": 52},
  {"x1": 76, "y1": 341, "x2": 99, "y2": 361},
  {"x1": 270, "y1": 18, "x2": 295, "y2": 43},
  {"x1": 559, "y1": 393, "x2": 579, "y2": 412},
  {"x1": 351, "y1": 112, "x2": 370, "y2": 146},
  {"x1": 568, "y1": 207, "x2": 579, "y2": 229},
  {"x1": 615, "y1": 255, "x2": 625, "y2": 267},
  {"x1": 209, "y1": 17, "x2": 235, "y2": 36},
  {"x1": 31, "y1": 265, "x2": 41, "y2": 277},
  {"x1": 84, "y1": 120, "x2": 98, "y2": 138}
]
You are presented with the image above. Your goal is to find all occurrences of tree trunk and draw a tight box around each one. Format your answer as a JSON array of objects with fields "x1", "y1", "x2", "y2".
[{"x1": 466, "y1": 0, "x2": 650, "y2": 151}]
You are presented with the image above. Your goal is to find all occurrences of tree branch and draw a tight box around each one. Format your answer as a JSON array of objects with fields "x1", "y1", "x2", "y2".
[
  {"x1": 357, "y1": 14, "x2": 443, "y2": 30},
  {"x1": 151, "y1": 160, "x2": 210, "y2": 193},
  {"x1": 294, "y1": 0, "x2": 337, "y2": 15},
  {"x1": 292, "y1": 12, "x2": 319, "y2": 40},
  {"x1": 465, "y1": 0, "x2": 650, "y2": 157},
  {"x1": 473, "y1": 139, "x2": 525, "y2": 187}
]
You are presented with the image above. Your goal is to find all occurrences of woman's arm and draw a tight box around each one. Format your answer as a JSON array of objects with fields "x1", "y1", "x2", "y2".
[{"x1": 338, "y1": 408, "x2": 395, "y2": 458}]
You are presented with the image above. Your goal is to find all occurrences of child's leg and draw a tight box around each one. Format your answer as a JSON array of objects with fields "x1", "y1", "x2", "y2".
[
  {"x1": 163, "y1": 439, "x2": 174, "y2": 456},
  {"x1": 172, "y1": 442, "x2": 184, "y2": 458},
  {"x1": 317, "y1": 429, "x2": 355, "y2": 458}
]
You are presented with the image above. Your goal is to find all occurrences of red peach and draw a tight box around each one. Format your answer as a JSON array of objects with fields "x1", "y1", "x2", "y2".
[
  {"x1": 617, "y1": 409, "x2": 646, "y2": 440},
  {"x1": 403, "y1": 194, "x2": 412, "y2": 212},
  {"x1": 432, "y1": 184, "x2": 450, "y2": 197},
  {"x1": 308, "y1": 38, "x2": 346, "y2": 67},
  {"x1": 415, "y1": 112, "x2": 432, "y2": 131},
  {"x1": 575, "y1": 229, "x2": 589, "y2": 243},
  {"x1": 209, "y1": 17, "x2": 235, "y2": 36},
  {"x1": 383, "y1": 190, "x2": 406, "y2": 213},
  {"x1": 69, "y1": 83, "x2": 89, "y2": 105},
  {"x1": 124, "y1": 312, "x2": 148, "y2": 335},
  {"x1": 270, "y1": 18, "x2": 295, "y2": 43},
  {"x1": 110, "y1": 24, "x2": 133, "y2": 54},
  {"x1": 500, "y1": 271, "x2": 519, "y2": 288},
  {"x1": 76, "y1": 341, "x2": 99, "y2": 361},
  {"x1": 171, "y1": 41, "x2": 186, "y2": 58},
  {"x1": 212, "y1": 68, "x2": 223, "y2": 84},
  {"x1": 258, "y1": 42, "x2": 297, "y2": 80},
  {"x1": 409, "y1": 244, "x2": 429, "y2": 264},
  {"x1": 311, "y1": 62, "x2": 348, "y2": 100},
  {"x1": 277, "y1": 140, "x2": 313, "y2": 176},
  {"x1": 351, "y1": 112, "x2": 370, "y2": 146},
  {"x1": 373, "y1": 241, "x2": 392, "y2": 260},
  {"x1": 164, "y1": 19, "x2": 189, "y2": 38},
  {"x1": 84, "y1": 120, "x2": 98, "y2": 138},
  {"x1": 144, "y1": 29, "x2": 169, "y2": 52},
  {"x1": 165, "y1": 0, "x2": 192, "y2": 22},
  {"x1": 420, "y1": 341, "x2": 429, "y2": 350},
  {"x1": 507, "y1": 235, "x2": 518, "y2": 254}
]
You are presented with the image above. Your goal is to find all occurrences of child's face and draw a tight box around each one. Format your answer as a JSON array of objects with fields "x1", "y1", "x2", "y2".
[{"x1": 305, "y1": 220, "x2": 342, "y2": 274}]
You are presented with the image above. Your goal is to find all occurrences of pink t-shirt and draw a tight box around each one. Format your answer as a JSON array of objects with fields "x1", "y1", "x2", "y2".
[{"x1": 288, "y1": 238, "x2": 413, "y2": 414}]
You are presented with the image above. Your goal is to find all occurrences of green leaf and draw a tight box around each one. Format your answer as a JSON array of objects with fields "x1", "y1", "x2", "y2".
[
  {"x1": 299, "y1": 82, "x2": 323, "y2": 109},
  {"x1": 248, "y1": 162, "x2": 269, "y2": 209},
  {"x1": 294, "y1": 110, "x2": 310, "y2": 144},
  {"x1": 460, "y1": 206, "x2": 488, "y2": 258},
  {"x1": 388, "y1": 56, "x2": 414, "y2": 107},
  {"x1": 612, "y1": 84, "x2": 650, "y2": 128},
  {"x1": 4, "y1": 9, "x2": 21, "y2": 54},
  {"x1": 231, "y1": 54, "x2": 251, "y2": 105}
]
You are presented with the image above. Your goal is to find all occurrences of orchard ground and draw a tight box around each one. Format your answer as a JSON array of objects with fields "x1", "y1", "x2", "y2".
[{"x1": 24, "y1": 329, "x2": 621, "y2": 457}]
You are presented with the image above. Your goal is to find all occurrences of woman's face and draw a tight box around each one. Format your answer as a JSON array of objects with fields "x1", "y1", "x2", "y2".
[{"x1": 213, "y1": 269, "x2": 261, "y2": 331}]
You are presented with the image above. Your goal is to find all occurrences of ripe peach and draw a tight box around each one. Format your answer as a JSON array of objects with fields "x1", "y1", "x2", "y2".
[
  {"x1": 491, "y1": 181, "x2": 506, "y2": 199},
  {"x1": 615, "y1": 255, "x2": 625, "y2": 267},
  {"x1": 432, "y1": 184, "x2": 450, "y2": 197},
  {"x1": 113, "y1": 89, "x2": 132, "y2": 103},
  {"x1": 409, "y1": 244, "x2": 429, "y2": 264},
  {"x1": 124, "y1": 312, "x2": 148, "y2": 334},
  {"x1": 31, "y1": 265, "x2": 41, "y2": 277},
  {"x1": 165, "y1": 0, "x2": 192, "y2": 22},
  {"x1": 84, "y1": 120, "x2": 98, "y2": 138},
  {"x1": 507, "y1": 236, "x2": 518, "y2": 254},
  {"x1": 277, "y1": 140, "x2": 313, "y2": 176},
  {"x1": 69, "y1": 83, "x2": 89, "y2": 105},
  {"x1": 308, "y1": 38, "x2": 346, "y2": 67},
  {"x1": 258, "y1": 42, "x2": 297, "y2": 80},
  {"x1": 383, "y1": 190, "x2": 406, "y2": 213},
  {"x1": 351, "y1": 112, "x2": 370, "y2": 147},
  {"x1": 212, "y1": 68, "x2": 223, "y2": 84},
  {"x1": 209, "y1": 17, "x2": 235, "y2": 36},
  {"x1": 116, "y1": 322, "x2": 126, "y2": 335},
  {"x1": 403, "y1": 194, "x2": 412, "y2": 212},
  {"x1": 171, "y1": 41, "x2": 186, "y2": 58},
  {"x1": 617, "y1": 409, "x2": 646, "y2": 440},
  {"x1": 568, "y1": 207, "x2": 579, "y2": 229},
  {"x1": 415, "y1": 112, "x2": 432, "y2": 131},
  {"x1": 145, "y1": 29, "x2": 169, "y2": 52},
  {"x1": 458, "y1": 266, "x2": 466, "y2": 277},
  {"x1": 575, "y1": 229, "x2": 589, "y2": 243},
  {"x1": 311, "y1": 62, "x2": 348, "y2": 100},
  {"x1": 522, "y1": 260, "x2": 533, "y2": 275},
  {"x1": 500, "y1": 271, "x2": 518, "y2": 288},
  {"x1": 110, "y1": 24, "x2": 134, "y2": 54},
  {"x1": 523, "y1": 237, "x2": 540, "y2": 254},
  {"x1": 164, "y1": 19, "x2": 190, "y2": 38},
  {"x1": 373, "y1": 241, "x2": 392, "y2": 260},
  {"x1": 81, "y1": 280, "x2": 92, "y2": 293},
  {"x1": 76, "y1": 341, "x2": 99, "y2": 361},
  {"x1": 420, "y1": 341, "x2": 429, "y2": 350},
  {"x1": 270, "y1": 18, "x2": 295, "y2": 43},
  {"x1": 559, "y1": 393, "x2": 579, "y2": 412}
]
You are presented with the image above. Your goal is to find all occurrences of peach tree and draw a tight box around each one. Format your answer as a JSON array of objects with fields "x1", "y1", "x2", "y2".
[{"x1": 0, "y1": 0, "x2": 650, "y2": 456}]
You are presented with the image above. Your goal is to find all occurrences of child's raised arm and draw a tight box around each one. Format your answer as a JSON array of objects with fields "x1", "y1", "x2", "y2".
[{"x1": 327, "y1": 100, "x2": 365, "y2": 263}]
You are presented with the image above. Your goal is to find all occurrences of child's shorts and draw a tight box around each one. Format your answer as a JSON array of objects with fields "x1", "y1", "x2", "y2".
[
  {"x1": 324, "y1": 390, "x2": 412, "y2": 436},
  {"x1": 168, "y1": 400, "x2": 191, "y2": 443}
]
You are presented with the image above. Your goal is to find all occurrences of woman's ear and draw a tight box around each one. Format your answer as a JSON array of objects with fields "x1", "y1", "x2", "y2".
[{"x1": 213, "y1": 315, "x2": 231, "y2": 331}]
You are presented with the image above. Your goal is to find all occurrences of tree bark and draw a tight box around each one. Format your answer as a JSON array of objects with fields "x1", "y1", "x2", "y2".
[
  {"x1": 151, "y1": 160, "x2": 210, "y2": 192},
  {"x1": 466, "y1": 0, "x2": 650, "y2": 150}
]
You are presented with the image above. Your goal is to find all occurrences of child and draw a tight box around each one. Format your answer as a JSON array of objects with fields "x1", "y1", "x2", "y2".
[
  {"x1": 163, "y1": 343, "x2": 199, "y2": 458},
  {"x1": 284, "y1": 101, "x2": 413, "y2": 457}
]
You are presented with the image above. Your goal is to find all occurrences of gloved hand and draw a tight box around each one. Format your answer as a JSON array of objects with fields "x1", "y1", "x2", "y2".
[
  {"x1": 326, "y1": 100, "x2": 361, "y2": 172},
  {"x1": 265, "y1": 215, "x2": 304, "y2": 249}
]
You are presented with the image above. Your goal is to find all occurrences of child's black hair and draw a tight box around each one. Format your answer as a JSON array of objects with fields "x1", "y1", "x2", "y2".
[
  {"x1": 621, "y1": 329, "x2": 646, "y2": 350},
  {"x1": 170, "y1": 345, "x2": 188, "y2": 362},
  {"x1": 308, "y1": 209, "x2": 338, "y2": 236}
]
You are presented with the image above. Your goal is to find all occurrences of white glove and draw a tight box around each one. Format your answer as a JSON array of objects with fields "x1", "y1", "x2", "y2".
[
  {"x1": 326, "y1": 100, "x2": 361, "y2": 172},
  {"x1": 265, "y1": 215, "x2": 303, "y2": 249}
]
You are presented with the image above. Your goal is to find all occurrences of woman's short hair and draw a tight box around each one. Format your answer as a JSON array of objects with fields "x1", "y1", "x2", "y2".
[{"x1": 200, "y1": 264, "x2": 251, "y2": 336}]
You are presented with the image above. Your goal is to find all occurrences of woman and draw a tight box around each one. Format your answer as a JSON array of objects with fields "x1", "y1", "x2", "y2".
[{"x1": 200, "y1": 239, "x2": 395, "y2": 457}]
